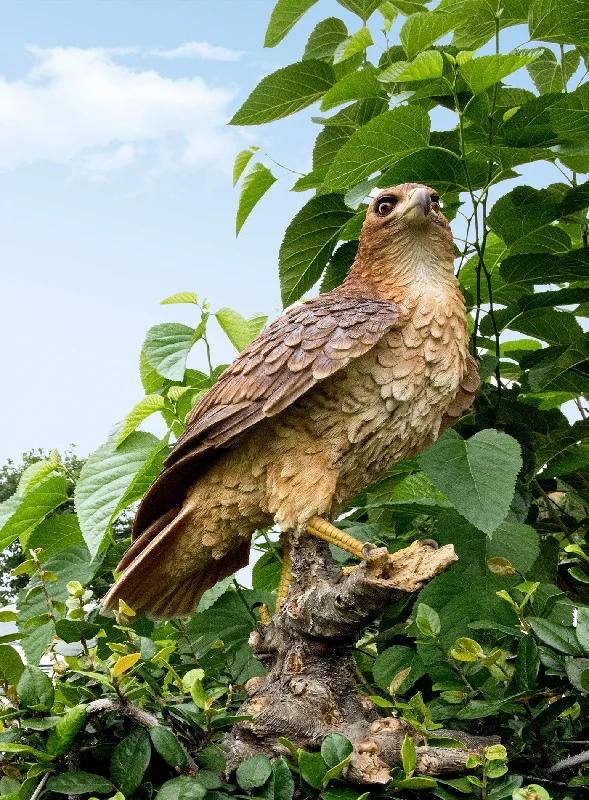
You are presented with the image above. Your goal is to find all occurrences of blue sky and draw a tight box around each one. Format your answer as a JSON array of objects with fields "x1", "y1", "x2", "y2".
[{"x1": 0, "y1": 1, "x2": 569, "y2": 464}]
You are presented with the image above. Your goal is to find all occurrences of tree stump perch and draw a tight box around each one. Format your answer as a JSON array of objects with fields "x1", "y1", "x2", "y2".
[{"x1": 224, "y1": 536, "x2": 498, "y2": 783}]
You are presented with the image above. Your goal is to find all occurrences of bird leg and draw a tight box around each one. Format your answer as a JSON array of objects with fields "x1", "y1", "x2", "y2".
[
  {"x1": 306, "y1": 515, "x2": 371, "y2": 559},
  {"x1": 275, "y1": 517, "x2": 371, "y2": 612},
  {"x1": 275, "y1": 534, "x2": 294, "y2": 612}
]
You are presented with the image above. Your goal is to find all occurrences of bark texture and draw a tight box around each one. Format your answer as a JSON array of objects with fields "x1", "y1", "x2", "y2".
[{"x1": 224, "y1": 537, "x2": 498, "y2": 783}]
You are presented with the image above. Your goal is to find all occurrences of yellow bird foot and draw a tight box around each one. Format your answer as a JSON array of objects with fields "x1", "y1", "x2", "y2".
[
  {"x1": 275, "y1": 534, "x2": 293, "y2": 613},
  {"x1": 306, "y1": 515, "x2": 374, "y2": 559}
]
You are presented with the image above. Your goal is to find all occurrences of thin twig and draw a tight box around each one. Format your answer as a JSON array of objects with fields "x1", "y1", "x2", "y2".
[{"x1": 29, "y1": 772, "x2": 51, "y2": 800}]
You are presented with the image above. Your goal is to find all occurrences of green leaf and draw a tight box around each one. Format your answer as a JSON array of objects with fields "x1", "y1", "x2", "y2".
[
  {"x1": 303, "y1": 18, "x2": 348, "y2": 61},
  {"x1": 460, "y1": 51, "x2": 541, "y2": 95},
  {"x1": 54, "y1": 620, "x2": 101, "y2": 644},
  {"x1": 527, "y1": 46, "x2": 581, "y2": 94},
  {"x1": 149, "y1": 727, "x2": 187, "y2": 767},
  {"x1": 400, "y1": 12, "x2": 454, "y2": 59},
  {"x1": 321, "y1": 734, "x2": 353, "y2": 768},
  {"x1": 416, "y1": 603, "x2": 441, "y2": 637},
  {"x1": 513, "y1": 787, "x2": 550, "y2": 800},
  {"x1": 264, "y1": 0, "x2": 319, "y2": 47},
  {"x1": 450, "y1": 637, "x2": 484, "y2": 661},
  {"x1": 236, "y1": 163, "x2": 277, "y2": 235},
  {"x1": 0, "y1": 646, "x2": 24, "y2": 685},
  {"x1": 157, "y1": 777, "x2": 206, "y2": 800},
  {"x1": 47, "y1": 773, "x2": 114, "y2": 795},
  {"x1": 321, "y1": 241, "x2": 357, "y2": 292},
  {"x1": 139, "y1": 346, "x2": 165, "y2": 393},
  {"x1": 529, "y1": 0, "x2": 589, "y2": 46},
  {"x1": 336, "y1": 0, "x2": 382, "y2": 21},
  {"x1": 17, "y1": 666, "x2": 54, "y2": 711},
  {"x1": 27, "y1": 515, "x2": 85, "y2": 561},
  {"x1": 233, "y1": 149, "x2": 256, "y2": 186},
  {"x1": 117, "y1": 395, "x2": 166, "y2": 446},
  {"x1": 75, "y1": 428, "x2": 159, "y2": 558},
  {"x1": 373, "y1": 646, "x2": 425, "y2": 693},
  {"x1": 260, "y1": 757, "x2": 294, "y2": 800},
  {"x1": 0, "y1": 742, "x2": 53, "y2": 762},
  {"x1": 401, "y1": 733, "x2": 417, "y2": 775},
  {"x1": 196, "y1": 575, "x2": 233, "y2": 612},
  {"x1": 143, "y1": 323, "x2": 197, "y2": 381},
  {"x1": 17, "y1": 450, "x2": 60, "y2": 496},
  {"x1": 487, "y1": 185, "x2": 564, "y2": 245},
  {"x1": 565, "y1": 657, "x2": 589, "y2": 691},
  {"x1": 321, "y1": 66, "x2": 385, "y2": 110},
  {"x1": 160, "y1": 291, "x2": 198, "y2": 305},
  {"x1": 47, "y1": 705, "x2": 88, "y2": 757},
  {"x1": 110, "y1": 727, "x2": 151, "y2": 795},
  {"x1": 514, "y1": 635, "x2": 539, "y2": 693},
  {"x1": 298, "y1": 751, "x2": 328, "y2": 790},
  {"x1": 333, "y1": 27, "x2": 373, "y2": 64},
  {"x1": 252, "y1": 551, "x2": 282, "y2": 591},
  {"x1": 215, "y1": 307, "x2": 267, "y2": 351},
  {"x1": 528, "y1": 617, "x2": 583, "y2": 655},
  {"x1": 324, "y1": 105, "x2": 430, "y2": 190},
  {"x1": 500, "y1": 247, "x2": 589, "y2": 286},
  {"x1": 230, "y1": 60, "x2": 335, "y2": 125},
  {"x1": 0, "y1": 475, "x2": 67, "y2": 551},
  {"x1": 419, "y1": 429, "x2": 523, "y2": 535},
  {"x1": 381, "y1": 147, "x2": 472, "y2": 191},
  {"x1": 236, "y1": 755, "x2": 273, "y2": 791},
  {"x1": 379, "y1": 50, "x2": 444, "y2": 82},
  {"x1": 279, "y1": 193, "x2": 355, "y2": 306},
  {"x1": 576, "y1": 606, "x2": 589, "y2": 652}
]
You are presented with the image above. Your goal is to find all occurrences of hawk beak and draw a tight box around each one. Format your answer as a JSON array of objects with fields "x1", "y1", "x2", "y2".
[{"x1": 402, "y1": 188, "x2": 431, "y2": 219}]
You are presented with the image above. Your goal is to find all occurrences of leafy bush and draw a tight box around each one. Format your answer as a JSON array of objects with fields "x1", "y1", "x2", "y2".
[{"x1": 0, "y1": 1, "x2": 588, "y2": 799}]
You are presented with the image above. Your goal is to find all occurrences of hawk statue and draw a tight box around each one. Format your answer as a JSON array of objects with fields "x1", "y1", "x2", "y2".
[{"x1": 102, "y1": 184, "x2": 479, "y2": 619}]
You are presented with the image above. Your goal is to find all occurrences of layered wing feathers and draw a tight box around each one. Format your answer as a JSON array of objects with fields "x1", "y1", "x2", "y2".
[{"x1": 132, "y1": 292, "x2": 402, "y2": 540}]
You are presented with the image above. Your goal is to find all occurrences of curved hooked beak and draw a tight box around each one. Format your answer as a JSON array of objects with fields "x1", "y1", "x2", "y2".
[{"x1": 401, "y1": 187, "x2": 431, "y2": 220}]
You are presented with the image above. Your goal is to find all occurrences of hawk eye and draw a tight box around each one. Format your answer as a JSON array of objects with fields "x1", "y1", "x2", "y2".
[
  {"x1": 376, "y1": 198, "x2": 396, "y2": 216},
  {"x1": 431, "y1": 193, "x2": 441, "y2": 210}
]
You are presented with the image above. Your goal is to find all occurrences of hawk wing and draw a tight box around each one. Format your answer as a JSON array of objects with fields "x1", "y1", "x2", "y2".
[{"x1": 132, "y1": 292, "x2": 402, "y2": 542}]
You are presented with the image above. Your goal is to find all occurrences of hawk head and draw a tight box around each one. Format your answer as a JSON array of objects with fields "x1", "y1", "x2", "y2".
[{"x1": 357, "y1": 183, "x2": 454, "y2": 280}]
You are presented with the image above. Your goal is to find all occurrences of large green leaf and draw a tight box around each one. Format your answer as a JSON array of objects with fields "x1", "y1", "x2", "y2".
[
  {"x1": 75, "y1": 427, "x2": 160, "y2": 557},
  {"x1": 48, "y1": 772, "x2": 114, "y2": 795},
  {"x1": 27, "y1": 515, "x2": 85, "y2": 562},
  {"x1": 459, "y1": 51, "x2": 541, "y2": 96},
  {"x1": 278, "y1": 193, "x2": 356, "y2": 306},
  {"x1": 303, "y1": 18, "x2": 348, "y2": 61},
  {"x1": 233, "y1": 149, "x2": 256, "y2": 186},
  {"x1": 323, "y1": 105, "x2": 430, "y2": 190},
  {"x1": 215, "y1": 308, "x2": 267, "y2": 351},
  {"x1": 419, "y1": 429, "x2": 523, "y2": 535},
  {"x1": 527, "y1": 47, "x2": 581, "y2": 94},
  {"x1": 0, "y1": 475, "x2": 68, "y2": 551},
  {"x1": 117, "y1": 395, "x2": 166, "y2": 446},
  {"x1": 0, "y1": 646, "x2": 24, "y2": 686},
  {"x1": 17, "y1": 665, "x2": 54, "y2": 711},
  {"x1": 400, "y1": 12, "x2": 454, "y2": 59},
  {"x1": 333, "y1": 27, "x2": 373, "y2": 64},
  {"x1": 264, "y1": 0, "x2": 319, "y2": 47},
  {"x1": 415, "y1": 511, "x2": 537, "y2": 646},
  {"x1": 379, "y1": 50, "x2": 444, "y2": 82},
  {"x1": 336, "y1": 0, "x2": 382, "y2": 21},
  {"x1": 236, "y1": 163, "x2": 277, "y2": 234},
  {"x1": 321, "y1": 66, "x2": 385, "y2": 110},
  {"x1": 528, "y1": 0, "x2": 589, "y2": 47},
  {"x1": 500, "y1": 247, "x2": 589, "y2": 286},
  {"x1": 487, "y1": 185, "x2": 564, "y2": 245},
  {"x1": 143, "y1": 323, "x2": 196, "y2": 381},
  {"x1": 230, "y1": 61, "x2": 335, "y2": 125},
  {"x1": 381, "y1": 147, "x2": 470, "y2": 191}
]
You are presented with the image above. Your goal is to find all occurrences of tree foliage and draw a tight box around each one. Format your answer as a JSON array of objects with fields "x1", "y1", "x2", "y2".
[{"x1": 0, "y1": 1, "x2": 588, "y2": 798}]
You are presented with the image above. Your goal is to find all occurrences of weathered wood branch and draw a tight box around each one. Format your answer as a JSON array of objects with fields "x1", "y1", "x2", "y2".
[{"x1": 224, "y1": 535, "x2": 495, "y2": 783}]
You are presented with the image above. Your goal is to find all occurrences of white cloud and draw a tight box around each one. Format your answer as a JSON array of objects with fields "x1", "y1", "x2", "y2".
[
  {"x1": 0, "y1": 46, "x2": 239, "y2": 177},
  {"x1": 150, "y1": 41, "x2": 245, "y2": 61}
]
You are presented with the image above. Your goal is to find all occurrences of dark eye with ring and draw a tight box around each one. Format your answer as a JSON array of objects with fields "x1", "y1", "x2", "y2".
[
  {"x1": 431, "y1": 194, "x2": 441, "y2": 210},
  {"x1": 376, "y1": 197, "x2": 396, "y2": 216}
]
